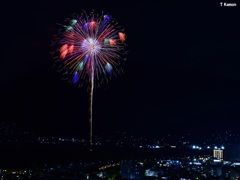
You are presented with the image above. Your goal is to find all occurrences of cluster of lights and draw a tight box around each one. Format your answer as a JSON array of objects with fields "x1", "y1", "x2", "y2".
[
  {"x1": 191, "y1": 145, "x2": 224, "y2": 150},
  {"x1": 191, "y1": 145, "x2": 202, "y2": 150},
  {"x1": 214, "y1": 146, "x2": 225, "y2": 150}
]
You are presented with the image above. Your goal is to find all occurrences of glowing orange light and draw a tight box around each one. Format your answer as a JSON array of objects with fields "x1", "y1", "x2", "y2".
[
  {"x1": 60, "y1": 44, "x2": 68, "y2": 59},
  {"x1": 60, "y1": 50, "x2": 68, "y2": 59},
  {"x1": 68, "y1": 44, "x2": 74, "y2": 54},
  {"x1": 109, "y1": 39, "x2": 116, "y2": 46},
  {"x1": 60, "y1": 44, "x2": 68, "y2": 52},
  {"x1": 119, "y1": 32, "x2": 125, "y2": 42}
]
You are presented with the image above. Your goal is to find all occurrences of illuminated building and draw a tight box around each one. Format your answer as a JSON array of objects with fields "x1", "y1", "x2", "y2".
[{"x1": 213, "y1": 149, "x2": 223, "y2": 160}]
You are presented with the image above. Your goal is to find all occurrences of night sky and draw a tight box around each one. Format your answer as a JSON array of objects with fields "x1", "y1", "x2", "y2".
[{"x1": 1, "y1": 1, "x2": 240, "y2": 138}]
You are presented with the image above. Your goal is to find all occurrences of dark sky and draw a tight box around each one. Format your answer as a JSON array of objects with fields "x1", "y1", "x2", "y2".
[{"x1": 1, "y1": 1, "x2": 240, "y2": 138}]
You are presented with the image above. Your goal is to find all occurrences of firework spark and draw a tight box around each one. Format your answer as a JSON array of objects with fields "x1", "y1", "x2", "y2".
[{"x1": 53, "y1": 11, "x2": 127, "y2": 147}]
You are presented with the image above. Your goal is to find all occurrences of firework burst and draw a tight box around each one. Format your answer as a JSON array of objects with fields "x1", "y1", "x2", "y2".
[
  {"x1": 52, "y1": 10, "x2": 127, "y2": 147},
  {"x1": 53, "y1": 11, "x2": 127, "y2": 87}
]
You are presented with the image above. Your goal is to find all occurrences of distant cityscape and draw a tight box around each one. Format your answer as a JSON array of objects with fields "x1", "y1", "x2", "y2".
[
  {"x1": 1, "y1": 121, "x2": 240, "y2": 148},
  {"x1": 1, "y1": 121, "x2": 240, "y2": 179}
]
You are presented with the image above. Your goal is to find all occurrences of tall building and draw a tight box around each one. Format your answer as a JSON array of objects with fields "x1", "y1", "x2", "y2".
[{"x1": 213, "y1": 149, "x2": 223, "y2": 160}]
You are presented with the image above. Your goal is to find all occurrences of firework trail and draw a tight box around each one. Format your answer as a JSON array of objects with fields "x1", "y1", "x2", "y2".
[{"x1": 52, "y1": 11, "x2": 127, "y2": 146}]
